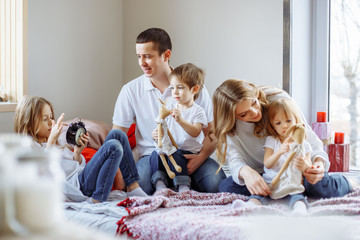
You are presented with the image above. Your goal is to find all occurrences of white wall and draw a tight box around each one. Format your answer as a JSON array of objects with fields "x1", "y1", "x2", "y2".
[
  {"x1": 0, "y1": 0, "x2": 283, "y2": 132},
  {"x1": 0, "y1": 0, "x2": 123, "y2": 132},
  {"x1": 123, "y1": 0, "x2": 283, "y2": 96}
]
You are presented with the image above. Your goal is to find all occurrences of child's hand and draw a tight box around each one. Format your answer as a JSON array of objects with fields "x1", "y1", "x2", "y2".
[
  {"x1": 170, "y1": 108, "x2": 182, "y2": 123},
  {"x1": 278, "y1": 137, "x2": 291, "y2": 155},
  {"x1": 152, "y1": 128, "x2": 159, "y2": 142},
  {"x1": 74, "y1": 132, "x2": 90, "y2": 154},
  {"x1": 48, "y1": 113, "x2": 65, "y2": 146},
  {"x1": 293, "y1": 155, "x2": 312, "y2": 173}
]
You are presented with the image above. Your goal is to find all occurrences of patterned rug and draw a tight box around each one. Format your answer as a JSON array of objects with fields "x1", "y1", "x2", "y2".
[{"x1": 116, "y1": 188, "x2": 360, "y2": 239}]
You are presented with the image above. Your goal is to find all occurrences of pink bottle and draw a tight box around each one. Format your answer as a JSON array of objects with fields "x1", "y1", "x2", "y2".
[{"x1": 311, "y1": 112, "x2": 331, "y2": 153}]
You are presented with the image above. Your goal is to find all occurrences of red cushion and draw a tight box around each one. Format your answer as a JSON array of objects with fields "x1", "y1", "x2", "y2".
[
  {"x1": 81, "y1": 147, "x2": 97, "y2": 164},
  {"x1": 127, "y1": 123, "x2": 136, "y2": 149}
]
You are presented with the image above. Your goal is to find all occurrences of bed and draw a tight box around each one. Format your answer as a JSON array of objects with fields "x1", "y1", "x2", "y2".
[{"x1": 62, "y1": 120, "x2": 360, "y2": 240}]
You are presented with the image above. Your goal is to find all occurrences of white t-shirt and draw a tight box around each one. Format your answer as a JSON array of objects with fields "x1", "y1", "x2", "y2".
[
  {"x1": 112, "y1": 74, "x2": 213, "y2": 157},
  {"x1": 262, "y1": 136, "x2": 312, "y2": 183},
  {"x1": 165, "y1": 102, "x2": 208, "y2": 154},
  {"x1": 32, "y1": 140, "x2": 87, "y2": 202}
]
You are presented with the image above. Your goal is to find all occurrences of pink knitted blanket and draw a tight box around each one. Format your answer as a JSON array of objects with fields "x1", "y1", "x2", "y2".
[{"x1": 116, "y1": 188, "x2": 360, "y2": 239}]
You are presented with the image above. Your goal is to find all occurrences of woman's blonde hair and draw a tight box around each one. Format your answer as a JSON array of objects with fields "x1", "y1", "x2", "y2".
[
  {"x1": 213, "y1": 79, "x2": 268, "y2": 168},
  {"x1": 266, "y1": 98, "x2": 304, "y2": 138},
  {"x1": 14, "y1": 95, "x2": 54, "y2": 144}
]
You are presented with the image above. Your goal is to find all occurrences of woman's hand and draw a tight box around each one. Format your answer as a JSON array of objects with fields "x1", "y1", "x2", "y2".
[
  {"x1": 303, "y1": 158, "x2": 325, "y2": 184},
  {"x1": 240, "y1": 166, "x2": 271, "y2": 196},
  {"x1": 48, "y1": 113, "x2": 65, "y2": 147}
]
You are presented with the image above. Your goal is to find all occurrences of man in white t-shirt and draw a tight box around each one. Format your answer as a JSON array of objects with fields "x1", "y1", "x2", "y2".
[{"x1": 112, "y1": 28, "x2": 226, "y2": 194}]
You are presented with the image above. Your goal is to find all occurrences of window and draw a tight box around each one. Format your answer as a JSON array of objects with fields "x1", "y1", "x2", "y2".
[
  {"x1": 0, "y1": 0, "x2": 27, "y2": 112},
  {"x1": 329, "y1": 0, "x2": 360, "y2": 167}
]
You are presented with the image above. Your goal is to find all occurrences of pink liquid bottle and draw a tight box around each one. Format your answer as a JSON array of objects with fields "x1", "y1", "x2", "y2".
[
  {"x1": 328, "y1": 132, "x2": 350, "y2": 172},
  {"x1": 311, "y1": 112, "x2": 331, "y2": 153}
]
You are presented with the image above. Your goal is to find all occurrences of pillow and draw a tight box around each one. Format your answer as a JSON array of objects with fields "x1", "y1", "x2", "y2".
[
  {"x1": 127, "y1": 123, "x2": 136, "y2": 149},
  {"x1": 81, "y1": 147, "x2": 97, "y2": 163},
  {"x1": 59, "y1": 119, "x2": 111, "y2": 150}
]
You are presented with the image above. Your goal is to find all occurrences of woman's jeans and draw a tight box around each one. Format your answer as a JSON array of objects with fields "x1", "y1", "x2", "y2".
[
  {"x1": 78, "y1": 129, "x2": 140, "y2": 202},
  {"x1": 149, "y1": 149, "x2": 191, "y2": 188},
  {"x1": 137, "y1": 154, "x2": 226, "y2": 195},
  {"x1": 218, "y1": 173, "x2": 352, "y2": 198}
]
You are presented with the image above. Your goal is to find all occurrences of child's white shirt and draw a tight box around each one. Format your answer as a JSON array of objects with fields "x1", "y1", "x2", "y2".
[
  {"x1": 263, "y1": 136, "x2": 312, "y2": 199},
  {"x1": 262, "y1": 136, "x2": 312, "y2": 183},
  {"x1": 165, "y1": 102, "x2": 208, "y2": 154}
]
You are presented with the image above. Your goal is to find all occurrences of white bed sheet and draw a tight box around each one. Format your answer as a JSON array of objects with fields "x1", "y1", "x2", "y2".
[{"x1": 64, "y1": 190, "x2": 129, "y2": 238}]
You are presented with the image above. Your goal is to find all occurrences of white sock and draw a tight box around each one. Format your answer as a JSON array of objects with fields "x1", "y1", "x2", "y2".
[
  {"x1": 178, "y1": 185, "x2": 190, "y2": 193},
  {"x1": 291, "y1": 201, "x2": 308, "y2": 216},
  {"x1": 232, "y1": 198, "x2": 261, "y2": 209},
  {"x1": 155, "y1": 180, "x2": 167, "y2": 191},
  {"x1": 127, "y1": 188, "x2": 148, "y2": 197}
]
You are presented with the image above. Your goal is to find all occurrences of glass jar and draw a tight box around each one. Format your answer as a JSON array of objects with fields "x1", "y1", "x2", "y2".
[
  {"x1": 14, "y1": 149, "x2": 64, "y2": 232},
  {"x1": 0, "y1": 134, "x2": 64, "y2": 236}
]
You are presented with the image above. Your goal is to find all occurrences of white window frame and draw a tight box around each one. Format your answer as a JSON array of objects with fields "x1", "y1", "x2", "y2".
[
  {"x1": 311, "y1": 0, "x2": 330, "y2": 122},
  {"x1": 0, "y1": 0, "x2": 28, "y2": 112}
]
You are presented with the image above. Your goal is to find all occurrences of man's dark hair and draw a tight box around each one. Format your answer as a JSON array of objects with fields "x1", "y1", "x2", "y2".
[{"x1": 136, "y1": 28, "x2": 172, "y2": 55}]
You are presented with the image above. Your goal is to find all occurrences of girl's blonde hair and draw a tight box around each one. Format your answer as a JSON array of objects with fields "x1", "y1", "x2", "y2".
[
  {"x1": 266, "y1": 98, "x2": 304, "y2": 138},
  {"x1": 14, "y1": 95, "x2": 55, "y2": 144},
  {"x1": 169, "y1": 63, "x2": 205, "y2": 100},
  {"x1": 213, "y1": 79, "x2": 268, "y2": 168}
]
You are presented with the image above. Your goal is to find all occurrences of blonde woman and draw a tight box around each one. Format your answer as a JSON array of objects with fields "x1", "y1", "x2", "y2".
[{"x1": 213, "y1": 79, "x2": 359, "y2": 198}]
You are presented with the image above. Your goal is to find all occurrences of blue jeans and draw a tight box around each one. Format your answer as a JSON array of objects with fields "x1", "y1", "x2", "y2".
[
  {"x1": 137, "y1": 154, "x2": 226, "y2": 195},
  {"x1": 78, "y1": 129, "x2": 140, "y2": 202},
  {"x1": 219, "y1": 173, "x2": 352, "y2": 198},
  {"x1": 250, "y1": 193, "x2": 308, "y2": 209},
  {"x1": 150, "y1": 149, "x2": 191, "y2": 188}
]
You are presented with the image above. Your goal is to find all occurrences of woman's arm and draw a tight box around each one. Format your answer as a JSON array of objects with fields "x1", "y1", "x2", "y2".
[
  {"x1": 239, "y1": 166, "x2": 271, "y2": 196},
  {"x1": 305, "y1": 125, "x2": 330, "y2": 170}
]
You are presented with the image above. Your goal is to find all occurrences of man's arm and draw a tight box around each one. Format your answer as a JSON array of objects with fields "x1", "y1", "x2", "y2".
[{"x1": 184, "y1": 121, "x2": 216, "y2": 175}]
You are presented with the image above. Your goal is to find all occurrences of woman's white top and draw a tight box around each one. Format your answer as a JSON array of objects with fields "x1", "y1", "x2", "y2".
[{"x1": 32, "y1": 140, "x2": 87, "y2": 202}]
